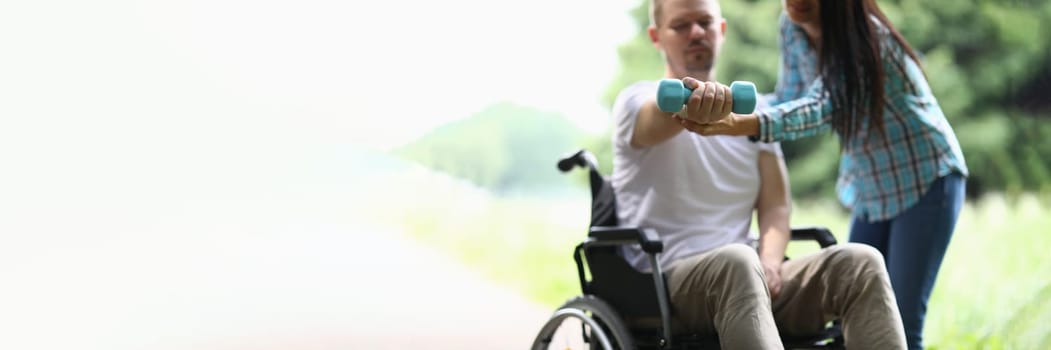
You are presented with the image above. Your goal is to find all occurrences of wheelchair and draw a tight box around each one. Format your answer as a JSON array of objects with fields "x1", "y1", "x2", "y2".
[{"x1": 531, "y1": 149, "x2": 845, "y2": 350}]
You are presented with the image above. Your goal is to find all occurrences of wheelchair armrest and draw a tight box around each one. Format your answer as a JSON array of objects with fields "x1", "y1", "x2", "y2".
[
  {"x1": 790, "y1": 226, "x2": 838, "y2": 248},
  {"x1": 588, "y1": 226, "x2": 663, "y2": 254}
]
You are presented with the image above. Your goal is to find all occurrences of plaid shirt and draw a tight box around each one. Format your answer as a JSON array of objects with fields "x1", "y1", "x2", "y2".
[{"x1": 755, "y1": 13, "x2": 968, "y2": 222}]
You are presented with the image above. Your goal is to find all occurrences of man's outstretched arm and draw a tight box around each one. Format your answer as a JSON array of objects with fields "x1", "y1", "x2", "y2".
[
  {"x1": 630, "y1": 97, "x2": 685, "y2": 148},
  {"x1": 637, "y1": 79, "x2": 732, "y2": 147}
]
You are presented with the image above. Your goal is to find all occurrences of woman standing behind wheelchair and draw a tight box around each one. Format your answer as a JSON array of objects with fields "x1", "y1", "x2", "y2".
[{"x1": 675, "y1": 0, "x2": 968, "y2": 348}]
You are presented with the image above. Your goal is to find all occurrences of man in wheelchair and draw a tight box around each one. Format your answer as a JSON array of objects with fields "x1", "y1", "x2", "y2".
[{"x1": 549, "y1": 0, "x2": 907, "y2": 348}]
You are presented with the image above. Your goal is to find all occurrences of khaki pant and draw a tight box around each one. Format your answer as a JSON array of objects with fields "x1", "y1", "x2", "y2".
[{"x1": 664, "y1": 243, "x2": 906, "y2": 349}]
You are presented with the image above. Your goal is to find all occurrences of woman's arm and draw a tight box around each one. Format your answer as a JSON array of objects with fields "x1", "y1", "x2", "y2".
[
  {"x1": 675, "y1": 80, "x2": 835, "y2": 142},
  {"x1": 677, "y1": 13, "x2": 834, "y2": 141},
  {"x1": 752, "y1": 81, "x2": 835, "y2": 142},
  {"x1": 768, "y1": 12, "x2": 818, "y2": 106}
]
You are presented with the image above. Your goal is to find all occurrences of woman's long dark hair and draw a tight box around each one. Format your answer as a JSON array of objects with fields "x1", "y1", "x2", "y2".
[{"x1": 818, "y1": 0, "x2": 923, "y2": 140}]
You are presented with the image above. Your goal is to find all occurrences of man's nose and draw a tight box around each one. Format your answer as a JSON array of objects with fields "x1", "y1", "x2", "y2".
[{"x1": 688, "y1": 22, "x2": 707, "y2": 38}]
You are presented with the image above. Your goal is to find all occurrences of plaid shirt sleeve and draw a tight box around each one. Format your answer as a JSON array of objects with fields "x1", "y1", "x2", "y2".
[
  {"x1": 755, "y1": 13, "x2": 834, "y2": 142},
  {"x1": 756, "y1": 80, "x2": 835, "y2": 142},
  {"x1": 767, "y1": 13, "x2": 810, "y2": 106}
]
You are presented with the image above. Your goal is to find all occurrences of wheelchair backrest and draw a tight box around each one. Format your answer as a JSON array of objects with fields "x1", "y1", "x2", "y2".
[
  {"x1": 557, "y1": 149, "x2": 619, "y2": 227},
  {"x1": 560, "y1": 149, "x2": 666, "y2": 321}
]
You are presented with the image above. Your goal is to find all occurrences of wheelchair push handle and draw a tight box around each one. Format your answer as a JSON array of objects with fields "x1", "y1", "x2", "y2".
[
  {"x1": 656, "y1": 79, "x2": 758, "y2": 114},
  {"x1": 557, "y1": 149, "x2": 599, "y2": 173},
  {"x1": 790, "y1": 226, "x2": 838, "y2": 248}
]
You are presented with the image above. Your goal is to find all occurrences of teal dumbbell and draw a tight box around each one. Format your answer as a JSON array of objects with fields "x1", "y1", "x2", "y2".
[{"x1": 656, "y1": 79, "x2": 758, "y2": 114}]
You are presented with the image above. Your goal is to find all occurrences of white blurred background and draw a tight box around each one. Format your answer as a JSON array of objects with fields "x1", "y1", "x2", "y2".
[{"x1": 0, "y1": 0, "x2": 636, "y2": 348}]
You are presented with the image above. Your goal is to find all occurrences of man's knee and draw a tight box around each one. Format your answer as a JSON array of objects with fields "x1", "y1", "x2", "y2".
[
  {"x1": 669, "y1": 244, "x2": 763, "y2": 293},
  {"x1": 710, "y1": 243, "x2": 763, "y2": 271},
  {"x1": 832, "y1": 243, "x2": 890, "y2": 279},
  {"x1": 837, "y1": 243, "x2": 885, "y2": 266}
]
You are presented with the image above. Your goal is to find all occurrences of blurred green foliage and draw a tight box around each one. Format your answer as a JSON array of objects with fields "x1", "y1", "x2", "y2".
[
  {"x1": 600, "y1": 0, "x2": 1051, "y2": 201},
  {"x1": 394, "y1": 0, "x2": 1051, "y2": 202},
  {"x1": 382, "y1": 4, "x2": 1051, "y2": 347},
  {"x1": 393, "y1": 102, "x2": 589, "y2": 195}
]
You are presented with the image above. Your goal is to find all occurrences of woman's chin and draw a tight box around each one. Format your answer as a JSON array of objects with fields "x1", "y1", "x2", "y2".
[{"x1": 787, "y1": 12, "x2": 818, "y2": 26}]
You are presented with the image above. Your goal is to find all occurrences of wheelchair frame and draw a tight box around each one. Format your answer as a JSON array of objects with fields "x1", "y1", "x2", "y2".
[{"x1": 531, "y1": 149, "x2": 843, "y2": 350}]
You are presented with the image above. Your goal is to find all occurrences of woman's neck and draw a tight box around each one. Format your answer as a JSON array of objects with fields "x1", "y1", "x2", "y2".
[{"x1": 800, "y1": 23, "x2": 822, "y2": 51}]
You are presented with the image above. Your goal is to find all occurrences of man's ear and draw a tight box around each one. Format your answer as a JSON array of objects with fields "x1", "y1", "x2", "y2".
[
  {"x1": 647, "y1": 25, "x2": 660, "y2": 47},
  {"x1": 720, "y1": 19, "x2": 727, "y2": 36}
]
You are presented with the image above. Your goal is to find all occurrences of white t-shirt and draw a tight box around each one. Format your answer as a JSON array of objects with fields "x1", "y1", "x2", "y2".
[{"x1": 611, "y1": 81, "x2": 783, "y2": 272}]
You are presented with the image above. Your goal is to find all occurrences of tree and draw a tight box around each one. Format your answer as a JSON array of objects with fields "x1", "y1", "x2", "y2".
[{"x1": 394, "y1": 102, "x2": 592, "y2": 195}]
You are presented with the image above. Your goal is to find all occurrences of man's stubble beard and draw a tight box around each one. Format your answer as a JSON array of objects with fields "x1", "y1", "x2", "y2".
[
  {"x1": 685, "y1": 61, "x2": 715, "y2": 81},
  {"x1": 683, "y1": 40, "x2": 717, "y2": 80},
  {"x1": 681, "y1": 58, "x2": 716, "y2": 81},
  {"x1": 664, "y1": 50, "x2": 717, "y2": 80}
]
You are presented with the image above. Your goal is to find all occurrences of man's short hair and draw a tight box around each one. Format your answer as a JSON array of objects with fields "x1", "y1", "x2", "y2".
[
  {"x1": 649, "y1": 0, "x2": 663, "y2": 27},
  {"x1": 650, "y1": 0, "x2": 723, "y2": 28}
]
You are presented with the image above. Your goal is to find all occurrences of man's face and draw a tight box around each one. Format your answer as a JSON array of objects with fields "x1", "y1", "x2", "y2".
[{"x1": 649, "y1": 0, "x2": 726, "y2": 79}]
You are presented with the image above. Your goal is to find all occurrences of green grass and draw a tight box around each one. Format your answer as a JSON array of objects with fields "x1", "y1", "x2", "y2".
[
  {"x1": 777, "y1": 195, "x2": 1051, "y2": 349},
  {"x1": 368, "y1": 165, "x2": 587, "y2": 304},
  {"x1": 370, "y1": 167, "x2": 1051, "y2": 349},
  {"x1": 923, "y1": 195, "x2": 1051, "y2": 349}
]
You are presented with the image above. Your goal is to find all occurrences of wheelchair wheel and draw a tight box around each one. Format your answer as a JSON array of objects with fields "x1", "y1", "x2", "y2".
[{"x1": 531, "y1": 295, "x2": 635, "y2": 350}]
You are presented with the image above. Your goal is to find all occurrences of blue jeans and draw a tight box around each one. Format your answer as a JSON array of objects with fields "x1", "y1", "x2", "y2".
[{"x1": 848, "y1": 173, "x2": 965, "y2": 350}]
